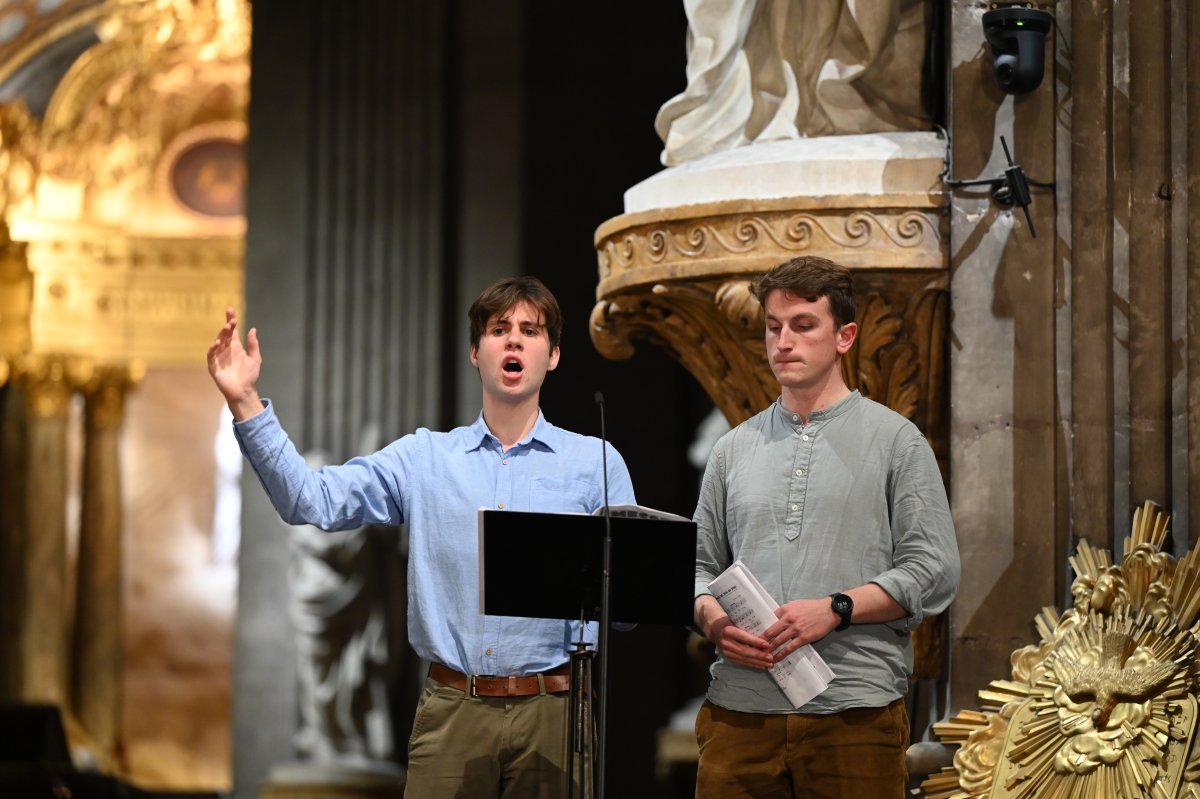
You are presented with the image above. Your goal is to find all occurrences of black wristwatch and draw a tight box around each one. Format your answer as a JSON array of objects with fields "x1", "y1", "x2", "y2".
[{"x1": 829, "y1": 593, "x2": 853, "y2": 631}]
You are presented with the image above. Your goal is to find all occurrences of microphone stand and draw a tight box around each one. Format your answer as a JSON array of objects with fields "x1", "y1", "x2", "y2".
[{"x1": 593, "y1": 391, "x2": 613, "y2": 799}]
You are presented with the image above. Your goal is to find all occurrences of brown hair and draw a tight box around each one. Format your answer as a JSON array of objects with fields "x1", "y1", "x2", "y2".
[
  {"x1": 468, "y1": 276, "x2": 564, "y2": 350},
  {"x1": 752, "y1": 256, "x2": 856, "y2": 328}
]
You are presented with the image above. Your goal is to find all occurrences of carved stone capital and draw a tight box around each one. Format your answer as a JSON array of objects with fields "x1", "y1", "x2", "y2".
[
  {"x1": 13, "y1": 354, "x2": 80, "y2": 418},
  {"x1": 79, "y1": 361, "x2": 144, "y2": 430}
]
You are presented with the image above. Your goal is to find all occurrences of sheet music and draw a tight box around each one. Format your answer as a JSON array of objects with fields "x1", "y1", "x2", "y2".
[
  {"x1": 592, "y1": 503, "x2": 689, "y2": 521},
  {"x1": 707, "y1": 560, "x2": 834, "y2": 708}
]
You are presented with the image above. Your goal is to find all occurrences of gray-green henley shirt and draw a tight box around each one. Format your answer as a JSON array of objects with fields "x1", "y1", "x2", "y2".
[{"x1": 694, "y1": 390, "x2": 960, "y2": 714}]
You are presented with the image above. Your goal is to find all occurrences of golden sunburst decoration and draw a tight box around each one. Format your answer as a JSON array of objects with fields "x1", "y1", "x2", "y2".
[{"x1": 923, "y1": 501, "x2": 1200, "y2": 799}]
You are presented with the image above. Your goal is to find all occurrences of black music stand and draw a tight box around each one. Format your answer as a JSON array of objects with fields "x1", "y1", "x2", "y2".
[{"x1": 478, "y1": 509, "x2": 696, "y2": 797}]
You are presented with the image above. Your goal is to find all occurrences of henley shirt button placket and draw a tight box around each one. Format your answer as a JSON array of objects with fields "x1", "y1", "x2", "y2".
[{"x1": 785, "y1": 424, "x2": 815, "y2": 541}]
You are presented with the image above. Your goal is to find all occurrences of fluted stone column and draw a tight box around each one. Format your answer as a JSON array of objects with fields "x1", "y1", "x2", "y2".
[
  {"x1": 15, "y1": 355, "x2": 74, "y2": 704},
  {"x1": 0, "y1": 239, "x2": 32, "y2": 700},
  {"x1": 0, "y1": 371, "x2": 27, "y2": 701},
  {"x1": 243, "y1": 2, "x2": 449, "y2": 795},
  {"x1": 71, "y1": 364, "x2": 138, "y2": 762}
]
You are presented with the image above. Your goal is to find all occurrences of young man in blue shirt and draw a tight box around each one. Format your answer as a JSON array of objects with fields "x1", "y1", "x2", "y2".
[{"x1": 208, "y1": 276, "x2": 635, "y2": 798}]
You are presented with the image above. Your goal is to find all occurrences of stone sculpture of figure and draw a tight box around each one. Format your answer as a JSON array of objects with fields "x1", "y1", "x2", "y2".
[
  {"x1": 287, "y1": 448, "x2": 408, "y2": 767},
  {"x1": 656, "y1": 0, "x2": 932, "y2": 165}
]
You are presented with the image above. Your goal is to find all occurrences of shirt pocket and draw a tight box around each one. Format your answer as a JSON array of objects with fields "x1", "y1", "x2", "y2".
[{"x1": 528, "y1": 477, "x2": 594, "y2": 514}]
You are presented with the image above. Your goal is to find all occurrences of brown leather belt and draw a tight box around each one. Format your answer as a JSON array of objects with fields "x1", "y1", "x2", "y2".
[{"x1": 430, "y1": 662, "x2": 572, "y2": 697}]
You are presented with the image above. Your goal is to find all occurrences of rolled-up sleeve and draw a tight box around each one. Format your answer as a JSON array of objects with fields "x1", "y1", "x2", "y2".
[
  {"x1": 871, "y1": 431, "x2": 960, "y2": 632},
  {"x1": 693, "y1": 442, "x2": 730, "y2": 598}
]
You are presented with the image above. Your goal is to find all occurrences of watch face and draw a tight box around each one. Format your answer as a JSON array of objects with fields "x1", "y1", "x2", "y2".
[{"x1": 831, "y1": 594, "x2": 852, "y2": 630}]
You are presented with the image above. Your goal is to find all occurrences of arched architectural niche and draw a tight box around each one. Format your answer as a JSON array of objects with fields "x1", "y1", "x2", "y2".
[{"x1": 0, "y1": 0, "x2": 249, "y2": 790}]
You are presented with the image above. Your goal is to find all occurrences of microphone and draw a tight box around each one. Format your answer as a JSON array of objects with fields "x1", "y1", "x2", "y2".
[
  {"x1": 595, "y1": 392, "x2": 610, "y2": 517},
  {"x1": 594, "y1": 390, "x2": 612, "y2": 799}
]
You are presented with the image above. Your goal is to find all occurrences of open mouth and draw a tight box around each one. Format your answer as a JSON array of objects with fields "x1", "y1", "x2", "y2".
[{"x1": 503, "y1": 358, "x2": 523, "y2": 374}]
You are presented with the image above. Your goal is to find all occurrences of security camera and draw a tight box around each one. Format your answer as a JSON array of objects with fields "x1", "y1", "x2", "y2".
[{"x1": 982, "y1": 6, "x2": 1054, "y2": 95}]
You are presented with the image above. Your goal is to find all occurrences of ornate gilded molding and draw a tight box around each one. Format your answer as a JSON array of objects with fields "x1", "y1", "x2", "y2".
[
  {"x1": 922, "y1": 502, "x2": 1200, "y2": 799},
  {"x1": 0, "y1": 243, "x2": 32, "y2": 359},
  {"x1": 22, "y1": 233, "x2": 243, "y2": 365},
  {"x1": 595, "y1": 194, "x2": 945, "y2": 298},
  {"x1": 0, "y1": 101, "x2": 40, "y2": 362},
  {"x1": 42, "y1": 0, "x2": 249, "y2": 160},
  {"x1": 0, "y1": 2, "x2": 105, "y2": 90},
  {"x1": 4, "y1": 0, "x2": 249, "y2": 369}
]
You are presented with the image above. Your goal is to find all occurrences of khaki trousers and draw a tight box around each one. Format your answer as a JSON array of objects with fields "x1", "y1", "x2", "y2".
[
  {"x1": 404, "y1": 675, "x2": 571, "y2": 798},
  {"x1": 695, "y1": 698, "x2": 909, "y2": 799}
]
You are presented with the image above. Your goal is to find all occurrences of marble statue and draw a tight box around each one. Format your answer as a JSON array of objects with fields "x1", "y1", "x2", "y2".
[
  {"x1": 287, "y1": 447, "x2": 407, "y2": 768},
  {"x1": 656, "y1": 0, "x2": 932, "y2": 165}
]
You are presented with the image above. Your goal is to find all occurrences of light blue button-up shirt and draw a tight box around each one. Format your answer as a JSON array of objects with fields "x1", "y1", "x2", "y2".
[{"x1": 235, "y1": 400, "x2": 636, "y2": 676}]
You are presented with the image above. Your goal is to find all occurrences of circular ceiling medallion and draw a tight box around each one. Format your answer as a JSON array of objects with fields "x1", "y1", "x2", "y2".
[{"x1": 168, "y1": 135, "x2": 246, "y2": 218}]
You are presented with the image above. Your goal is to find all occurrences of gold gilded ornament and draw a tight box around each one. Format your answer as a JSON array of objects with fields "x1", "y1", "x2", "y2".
[{"x1": 924, "y1": 501, "x2": 1200, "y2": 799}]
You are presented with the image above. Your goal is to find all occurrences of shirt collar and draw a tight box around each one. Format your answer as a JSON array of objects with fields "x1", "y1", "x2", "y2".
[
  {"x1": 774, "y1": 390, "x2": 861, "y2": 427},
  {"x1": 466, "y1": 409, "x2": 560, "y2": 452}
]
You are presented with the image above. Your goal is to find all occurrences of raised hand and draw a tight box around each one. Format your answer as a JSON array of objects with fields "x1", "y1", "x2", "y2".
[{"x1": 207, "y1": 307, "x2": 265, "y2": 420}]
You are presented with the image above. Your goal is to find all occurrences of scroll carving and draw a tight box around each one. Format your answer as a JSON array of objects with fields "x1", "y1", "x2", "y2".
[
  {"x1": 597, "y1": 202, "x2": 944, "y2": 298},
  {"x1": 593, "y1": 279, "x2": 947, "y2": 435},
  {"x1": 592, "y1": 282, "x2": 776, "y2": 423}
]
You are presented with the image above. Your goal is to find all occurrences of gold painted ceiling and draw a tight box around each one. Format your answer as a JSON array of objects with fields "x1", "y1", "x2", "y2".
[
  {"x1": 0, "y1": 0, "x2": 105, "y2": 87},
  {"x1": 0, "y1": 0, "x2": 247, "y2": 370}
]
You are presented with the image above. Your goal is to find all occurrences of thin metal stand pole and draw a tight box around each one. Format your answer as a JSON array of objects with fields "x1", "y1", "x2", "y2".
[{"x1": 566, "y1": 624, "x2": 594, "y2": 798}]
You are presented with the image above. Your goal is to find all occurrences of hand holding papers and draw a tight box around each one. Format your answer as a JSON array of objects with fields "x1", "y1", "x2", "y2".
[{"x1": 707, "y1": 561, "x2": 834, "y2": 708}]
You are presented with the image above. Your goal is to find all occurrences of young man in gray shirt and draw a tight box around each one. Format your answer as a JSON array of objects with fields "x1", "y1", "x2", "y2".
[{"x1": 692, "y1": 256, "x2": 960, "y2": 798}]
